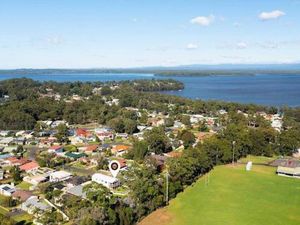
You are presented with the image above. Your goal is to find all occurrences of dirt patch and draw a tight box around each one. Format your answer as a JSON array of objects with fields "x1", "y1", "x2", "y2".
[{"x1": 138, "y1": 208, "x2": 173, "y2": 225}]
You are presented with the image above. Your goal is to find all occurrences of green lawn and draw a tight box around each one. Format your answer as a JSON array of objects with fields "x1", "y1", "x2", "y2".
[
  {"x1": 164, "y1": 164, "x2": 300, "y2": 225},
  {"x1": 17, "y1": 181, "x2": 33, "y2": 190},
  {"x1": 12, "y1": 212, "x2": 33, "y2": 223}
]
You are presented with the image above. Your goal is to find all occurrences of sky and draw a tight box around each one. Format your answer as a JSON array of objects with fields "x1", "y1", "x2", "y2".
[{"x1": 0, "y1": 0, "x2": 300, "y2": 68}]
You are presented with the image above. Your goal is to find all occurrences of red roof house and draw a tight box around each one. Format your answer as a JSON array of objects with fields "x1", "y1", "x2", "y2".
[{"x1": 19, "y1": 161, "x2": 40, "y2": 173}]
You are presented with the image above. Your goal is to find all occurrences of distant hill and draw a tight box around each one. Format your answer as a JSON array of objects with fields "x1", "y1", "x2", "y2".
[{"x1": 0, "y1": 64, "x2": 300, "y2": 76}]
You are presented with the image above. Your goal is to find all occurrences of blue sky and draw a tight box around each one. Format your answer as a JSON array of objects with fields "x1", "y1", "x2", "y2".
[{"x1": 0, "y1": 0, "x2": 299, "y2": 68}]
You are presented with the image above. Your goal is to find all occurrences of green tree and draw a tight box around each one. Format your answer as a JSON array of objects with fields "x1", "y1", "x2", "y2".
[
  {"x1": 55, "y1": 123, "x2": 69, "y2": 143},
  {"x1": 144, "y1": 127, "x2": 171, "y2": 154},
  {"x1": 178, "y1": 130, "x2": 196, "y2": 149},
  {"x1": 123, "y1": 118, "x2": 138, "y2": 134},
  {"x1": 10, "y1": 166, "x2": 22, "y2": 184}
]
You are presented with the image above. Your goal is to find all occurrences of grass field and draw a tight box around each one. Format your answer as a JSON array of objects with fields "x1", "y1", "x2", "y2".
[
  {"x1": 16, "y1": 181, "x2": 33, "y2": 190},
  {"x1": 140, "y1": 163, "x2": 300, "y2": 225}
]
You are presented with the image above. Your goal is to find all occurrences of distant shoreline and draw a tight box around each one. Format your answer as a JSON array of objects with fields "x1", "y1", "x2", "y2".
[{"x1": 1, "y1": 68, "x2": 300, "y2": 77}]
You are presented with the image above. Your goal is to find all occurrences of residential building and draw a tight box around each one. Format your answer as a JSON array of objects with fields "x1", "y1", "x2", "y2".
[
  {"x1": 92, "y1": 173, "x2": 120, "y2": 189},
  {"x1": 48, "y1": 145, "x2": 64, "y2": 154},
  {"x1": 0, "y1": 184, "x2": 16, "y2": 196},
  {"x1": 19, "y1": 161, "x2": 40, "y2": 173},
  {"x1": 49, "y1": 171, "x2": 72, "y2": 182},
  {"x1": 111, "y1": 145, "x2": 130, "y2": 156},
  {"x1": 12, "y1": 190, "x2": 33, "y2": 202},
  {"x1": 21, "y1": 196, "x2": 51, "y2": 214}
]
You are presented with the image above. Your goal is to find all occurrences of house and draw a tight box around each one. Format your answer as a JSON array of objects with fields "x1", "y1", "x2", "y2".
[
  {"x1": 65, "y1": 176, "x2": 89, "y2": 188},
  {"x1": 49, "y1": 171, "x2": 72, "y2": 182},
  {"x1": 0, "y1": 153, "x2": 12, "y2": 160},
  {"x1": 111, "y1": 145, "x2": 130, "y2": 156},
  {"x1": 92, "y1": 173, "x2": 120, "y2": 189},
  {"x1": 173, "y1": 121, "x2": 184, "y2": 129},
  {"x1": 95, "y1": 128, "x2": 114, "y2": 141},
  {"x1": 0, "y1": 131, "x2": 10, "y2": 137},
  {"x1": 0, "y1": 137, "x2": 14, "y2": 146},
  {"x1": 99, "y1": 143, "x2": 111, "y2": 151},
  {"x1": 4, "y1": 157, "x2": 29, "y2": 167},
  {"x1": 76, "y1": 128, "x2": 92, "y2": 138},
  {"x1": 64, "y1": 152, "x2": 86, "y2": 160},
  {"x1": 3, "y1": 145, "x2": 18, "y2": 153},
  {"x1": 0, "y1": 184, "x2": 16, "y2": 196},
  {"x1": 23, "y1": 174, "x2": 48, "y2": 186},
  {"x1": 190, "y1": 114, "x2": 204, "y2": 124},
  {"x1": 271, "y1": 159, "x2": 300, "y2": 178},
  {"x1": 21, "y1": 196, "x2": 51, "y2": 214},
  {"x1": 51, "y1": 120, "x2": 68, "y2": 128},
  {"x1": 66, "y1": 185, "x2": 86, "y2": 198},
  {"x1": 148, "y1": 118, "x2": 165, "y2": 127},
  {"x1": 78, "y1": 145, "x2": 99, "y2": 154},
  {"x1": 48, "y1": 145, "x2": 64, "y2": 154},
  {"x1": 19, "y1": 161, "x2": 40, "y2": 173},
  {"x1": 39, "y1": 137, "x2": 57, "y2": 148},
  {"x1": 117, "y1": 158, "x2": 128, "y2": 170},
  {"x1": 277, "y1": 166, "x2": 300, "y2": 178},
  {"x1": 12, "y1": 190, "x2": 33, "y2": 202}
]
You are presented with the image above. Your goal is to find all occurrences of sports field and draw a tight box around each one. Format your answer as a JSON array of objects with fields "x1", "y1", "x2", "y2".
[{"x1": 140, "y1": 163, "x2": 300, "y2": 225}]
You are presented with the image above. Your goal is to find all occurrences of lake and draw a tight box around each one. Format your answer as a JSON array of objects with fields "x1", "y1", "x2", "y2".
[{"x1": 0, "y1": 73, "x2": 300, "y2": 107}]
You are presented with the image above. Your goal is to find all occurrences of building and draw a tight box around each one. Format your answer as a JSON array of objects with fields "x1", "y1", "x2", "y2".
[
  {"x1": 21, "y1": 196, "x2": 51, "y2": 214},
  {"x1": 49, "y1": 171, "x2": 72, "y2": 182},
  {"x1": 78, "y1": 145, "x2": 99, "y2": 154},
  {"x1": 95, "y1": 128, "x2": 114, "y2": 141},
  {"x1": 4, "y1": 157, "x2": 29, "y2": 167},
  {"x1": 277, "y1": 166, "x2": 300, "y2": 178},
  {"x1": 12, "y1": 190, "x2": 33, "y2": 202},
  {"x1": 66, "y1": 185, "x2": 87, "y2": 198},
  {"x1": 19, "y1": 161, "x2": 40, "y2": 173},
  {"x1": 111, "y1": 145, "x2": 130, "y2": 156},
  {"x1": 0, "y1": 137, "x2": 14, "y2": 146},
  {"x1": 92, "y1": 173, "x2": 120, "y2": 189},
  {"x1": 0, "y1": 184, "x2": 16, "y2": 196},
  {"x1": 65, "y1": 176, "x2": 89, "y2": 188},
  {"x1": 48, "y1": 145, "x2": 64, "y2": 154},
  {"x1": 23, "y1": 174, "x2": 48, "y2": 186},
  {"x1": 64, "y1": 152, "x2": 86, "y2": 160},
  {"x1": 271, "y1": 158, "x2": 300, "y2": 178}
]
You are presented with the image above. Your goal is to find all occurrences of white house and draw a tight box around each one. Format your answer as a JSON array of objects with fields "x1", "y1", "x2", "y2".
[
  {"x1": 92, "y1": 173, "x2": 120, "y2": 189},
  {"x1": 50, "y1": 171, "x2": 72, "y2": 182},
  {"x1": 21, "y1": 196, "x2": 51, "y2": 214},
  {"x1": 0, "y1": 184, "x2": 16, "y2": 196},
  {"x1": 0, "y1": 137, "x2": 14, "y2": 146}
]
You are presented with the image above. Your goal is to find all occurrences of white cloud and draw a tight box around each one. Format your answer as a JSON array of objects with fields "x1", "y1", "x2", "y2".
[
  {"x1": 45, "y1": 35, "x2": 64, "y2": 45},
  {"x1": 190, "y1": 15, "x2": 215, "y2": 26},
  {"x1": 258, "y1": 10, "x2": 285, "y2": 21},
  {"x1": 236, "y1": 42, "x2": 248, "y2": 49},
  {"x1": 186, "y1": 43, "x2": 198, "y2": 50}
]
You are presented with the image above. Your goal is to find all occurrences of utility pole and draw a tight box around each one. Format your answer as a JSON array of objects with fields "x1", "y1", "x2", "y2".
[
  {"x1": 165, "y1": 169, "x2": 169, "y2": 204},
  {"x1": 232, "y1": 141, "x2": 236, "y2": 165}
]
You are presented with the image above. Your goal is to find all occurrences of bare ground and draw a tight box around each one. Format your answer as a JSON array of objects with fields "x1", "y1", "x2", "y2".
[{"x1": 138, "y1": 208, "x2": 172, "y2": 225}]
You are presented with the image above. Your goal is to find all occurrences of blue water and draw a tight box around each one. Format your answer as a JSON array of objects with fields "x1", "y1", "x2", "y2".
[{"x1": 1, "y1": 73, "x2": 300, "y2": 107}]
